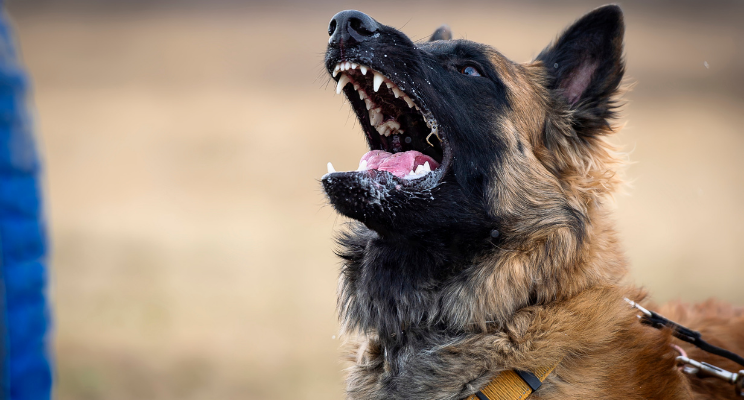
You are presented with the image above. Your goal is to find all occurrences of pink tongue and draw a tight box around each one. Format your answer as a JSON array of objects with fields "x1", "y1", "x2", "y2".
[{"x1": 360, "y1": 150, "x2": 440, "y2": 178}]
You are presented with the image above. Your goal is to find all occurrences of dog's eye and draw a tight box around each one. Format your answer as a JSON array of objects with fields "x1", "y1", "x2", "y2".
[{"x1": 460, "y1": 66, "x2": 481, "y2": 76}]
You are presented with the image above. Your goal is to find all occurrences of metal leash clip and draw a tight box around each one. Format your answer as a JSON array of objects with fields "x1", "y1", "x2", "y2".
[
  {"x1": 676, "y1": 355, "x2": 744, "y2": 397},
  {"x1": 624, "y1": 298, "x2": 744, "y2": 397}
]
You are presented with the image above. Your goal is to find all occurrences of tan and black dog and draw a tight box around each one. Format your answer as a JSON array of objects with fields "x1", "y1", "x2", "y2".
[{"x1": 321, "y1": 5, "x2": 744, "y2": 399}]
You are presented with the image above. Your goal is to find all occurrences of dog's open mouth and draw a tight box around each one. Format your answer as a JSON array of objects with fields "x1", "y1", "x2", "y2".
[{"x1": 326, "y1": 61, "x2": 447, "y2": 186}]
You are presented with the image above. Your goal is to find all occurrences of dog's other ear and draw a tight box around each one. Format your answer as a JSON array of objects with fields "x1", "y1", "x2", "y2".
[
  {"x1": 536, "y1": 5, "x2": 624, "y2": 134},
  {"x1": 429, "y1": 24, "x2": 452, "y2": 41}
]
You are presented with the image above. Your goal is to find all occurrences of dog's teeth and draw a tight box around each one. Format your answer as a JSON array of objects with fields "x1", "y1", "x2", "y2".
[
  {"x1": 345, "y1": 61, "x2": 351, "y2": 70},
  {"x1": 336, "y1": 74, "x2": 350, "y2": 94},
  {"x1": 353, "y1": 83, "x2": 360, "y2": 91},
  {"x1": 385, "y1": 81, "x2": 393, "y2": 89},
  {"x1": 404, "y1": 96, "x2": 415, "y2": 108},
  {"x1": 380, "y1": 126, "x2": 388, "y2": 136},
  {"x1": 351, "y1": 63, "x2": 358, "y2": 70},
  {"x1": 376, "y1": 123, "x2": 392, "y2": 137},
  {"x1": 357, "y1": 159, "x2": 368, "y2": 171},
  {"x1": 423, "y1": 161, "x2": 431, "y2": 172},
  {"x1": 364, "y1": 98, "x2": 373, "y2": 110},
  {"x1": 360, "y1": 65, "x2": 368, "y2": 75},
  {"x1": 373, "y1": 72, "x2": 384, "y2": 92},
  {"x1": 376, "y1": 120, "x2": 400, "y2": 137},
  {"x1": 333, "y1": 64, "x2": 341, "y2": 77},
  {"x1": 392, "y1": 87, "x2": 402, "y2": 98},
  {"x1": 369, "y1": 107, "x2": 383, "y2": 126},
  {"x1": 358, "y1": 90, "x2": 365, "y2": 100},
  {"x1": 376, "y1": 123, "x2": 387, "y2": 135},
  {"x1": 414, "y1": 164, "x2": 424, "y2": 174},
  {"x1": 327, "y1": 162, "x2": 335, "y2": 173}
]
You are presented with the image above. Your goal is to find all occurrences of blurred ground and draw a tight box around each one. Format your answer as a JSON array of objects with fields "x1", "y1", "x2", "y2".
[{"x1": 5, "y1": 0, "x2": 744, "y2": 399}]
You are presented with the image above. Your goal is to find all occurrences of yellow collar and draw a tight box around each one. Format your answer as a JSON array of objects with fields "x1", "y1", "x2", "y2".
[{"x1": 466, "y1": 364, "x2": 559, "y2": 400}]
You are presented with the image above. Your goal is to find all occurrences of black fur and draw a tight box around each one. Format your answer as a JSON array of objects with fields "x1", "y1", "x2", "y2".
[{"x1": 323, "y1": 18, "x2": 514, "y2": 348}]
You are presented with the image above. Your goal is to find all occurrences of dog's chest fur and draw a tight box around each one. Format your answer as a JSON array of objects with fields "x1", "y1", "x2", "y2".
[{"x1": 342, "y1": 284, "x2": 690, "y2": 400}]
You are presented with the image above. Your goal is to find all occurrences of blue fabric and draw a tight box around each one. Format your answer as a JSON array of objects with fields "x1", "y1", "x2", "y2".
[{"x1": 0, "y1": 6, "x2": 53, "y2": 400}]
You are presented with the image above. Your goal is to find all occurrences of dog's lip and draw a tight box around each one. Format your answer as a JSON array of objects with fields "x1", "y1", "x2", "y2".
[{"x1": 326, "y1": 58, "x2": 452, "y2": 189}]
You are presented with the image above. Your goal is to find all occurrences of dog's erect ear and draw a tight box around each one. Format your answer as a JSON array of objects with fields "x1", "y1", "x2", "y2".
[
  {"x1": 429, "y1": 24, "x2": 452, "y2": 41},
  {"x1": 537, "y1": 5, "x2": 624, "y2": 131}
]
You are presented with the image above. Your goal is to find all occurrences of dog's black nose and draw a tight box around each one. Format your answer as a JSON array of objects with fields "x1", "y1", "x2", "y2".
[{"x1": 328, "y1": 10, "x2": 379, "y2": 45}]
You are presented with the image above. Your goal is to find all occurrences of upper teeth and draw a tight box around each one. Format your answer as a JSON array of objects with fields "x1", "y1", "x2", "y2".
[
  {"x1": 333, "y1": 62, "x2": 433, "y2": 140},
  {"x1": 327, "y1": 62, "x2": 441, "y2": 179}
]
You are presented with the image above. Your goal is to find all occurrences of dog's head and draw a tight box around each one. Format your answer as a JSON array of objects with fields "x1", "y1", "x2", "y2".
[{"x1": 322, "y1": 6, "x2": 627, "y2": 335}]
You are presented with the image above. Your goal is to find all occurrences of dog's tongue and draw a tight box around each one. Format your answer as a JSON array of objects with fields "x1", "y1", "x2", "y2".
[{"x1": 361, "y1": 150, "x2": 439, "y2": 178}]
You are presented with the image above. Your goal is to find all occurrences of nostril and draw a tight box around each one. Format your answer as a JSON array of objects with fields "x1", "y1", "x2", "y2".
[
  {"x1": 328, "y1": 19, "x2": 337, "y2": 36},
  {"x1": 349, "y1": 18, "x2": 373, "y2": 36}
]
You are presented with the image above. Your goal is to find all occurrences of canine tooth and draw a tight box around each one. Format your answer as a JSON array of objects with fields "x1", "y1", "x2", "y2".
[
  {"x1": 336, "y1": 74, "x2": 350, "y2": 94},
  {"x1": 404, "y1": 96, "x2": 415, "y2": 108},
  {"x1": 327, "y1": 162, "x2": 335, "y2": 173},
  {"x1": 392, "y1": 87, "x2": 402, "y2": 98},
  {"x1": 364, "y1": 98, "x2": 373, "y2": 110},
  {"x1": 423, "y1": 161, "x2": 431, "y2": 172},
  {"x1": 351, "y1": 63, "x2": 358, "y2": 69},
  {"x1": 358, "y1": 159, "x2": 368, "y2": 171},
  {"x1": 373, "y1": 72, "x2": 384, "y2": 92},
  {"x1": 414, "y1": 164, "x2": 424, "y2": 174},
  {"x1": 360, "y1": 65, "x2": 368, "y2": 75}
]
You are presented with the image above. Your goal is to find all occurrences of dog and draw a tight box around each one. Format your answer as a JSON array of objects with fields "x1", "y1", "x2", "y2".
[{"x1": 321, "y1": 5, "x2": 744, "y2": 399}]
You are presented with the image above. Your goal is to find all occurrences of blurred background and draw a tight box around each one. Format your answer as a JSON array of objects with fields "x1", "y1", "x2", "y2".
[{"x1": 4, "y1": 0, "x2": 743, "y2": 399}]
